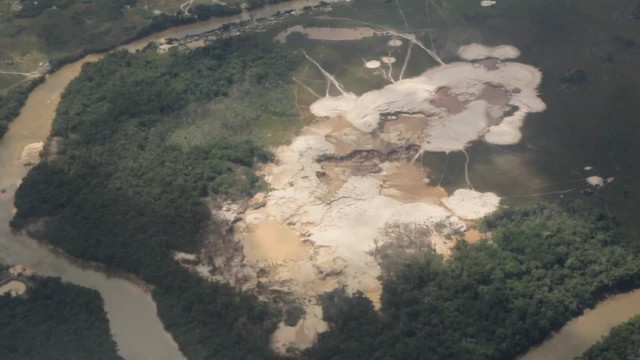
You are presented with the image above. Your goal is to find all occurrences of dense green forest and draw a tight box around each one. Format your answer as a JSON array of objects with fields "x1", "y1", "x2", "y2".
[
  {"x1": 576, "y1": 315, "x2": 640, "y2": 360},
  {"x1": 0, "y1": 275, "x2": 122, "y2": 360},
  {"x1": 12, "y1": 35, "x2": 302, "y2": 359},
  {"x1": 304, "y1": 201, "x2": 640, "y2": 360},
  {"x1": 0, "y1": 77, "x2": 43, "y2": 139}
]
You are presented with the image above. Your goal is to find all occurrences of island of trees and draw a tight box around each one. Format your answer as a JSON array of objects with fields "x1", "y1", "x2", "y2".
[{"x1": 0, "y1": 274, "x2": 122, "y2": 360}]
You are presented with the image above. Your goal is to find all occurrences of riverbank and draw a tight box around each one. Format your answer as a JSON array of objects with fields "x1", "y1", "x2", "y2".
[
  {"x1": 0, "y1": 1, "x2": 342, "y2": 359},
  {"x1": 0, "y1": 274, "x2": 124, "y2": 360}
]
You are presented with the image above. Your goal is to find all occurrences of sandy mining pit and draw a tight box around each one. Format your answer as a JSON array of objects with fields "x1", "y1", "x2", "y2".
[{"x1": 174, "y1": 41, "x2": 544, "y2": 353}]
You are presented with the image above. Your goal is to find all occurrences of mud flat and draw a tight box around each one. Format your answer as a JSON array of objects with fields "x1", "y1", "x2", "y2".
[{"x1": 275, "y1": 25, "x2": 385, "y2": 43}]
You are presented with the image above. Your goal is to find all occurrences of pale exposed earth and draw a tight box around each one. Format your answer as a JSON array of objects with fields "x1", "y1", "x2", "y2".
[{"x1": 175, "y1": 27, "x2": 546, "y2": 353}]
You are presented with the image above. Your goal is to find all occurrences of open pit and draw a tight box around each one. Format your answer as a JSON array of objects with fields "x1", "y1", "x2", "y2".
[
  {"x1": 0, "y1": 280, "x2": 27, "y2": 297},
  {"x1": 181, "y1": 38, "x2": 544, "y2": 353}
]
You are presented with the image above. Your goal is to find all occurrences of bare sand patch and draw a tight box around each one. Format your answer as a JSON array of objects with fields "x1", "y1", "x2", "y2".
[
  {"x1": 0, "y1": 280, "x2": 27, "y2": 297},
  {"x1": 463, "y1": 229, "x2": 491, "y2": 243},
  {"x1": 586, "y1": 175, "x2": 614, "y2": 188},
  {"x1": 380, "y1": 162, "x2": 447, "y2": 202},
  {"x1": 197, "y1": 43, "x2": 545, "y2": 353},
  {"x1": 311, "y1": 57, "x2": 545, "y2": 150},
  {"x1": 275, "y1": 25, "x2": 382, "y2": 43},
  {"x1": 9, "y1": 264, "x2": 34, "y2": 277},
  {"x1": 243, "y1": 220, "x2": 310, "y2": 265},
  {"x1": 365, "y1": 60, "x2": 382, "y2": 69},
  {"x1": 387, "y1": 39, "x2": 403, "y2": 47},
  {"x1": 457, "y1": 44, "x2": 520, "y2": 60},
  {"x1": 442, "y1": 189, "x2": 500, "y2": 219},
  {"x1": 19, "y1": 142, "x2": 44, "y2": 165},
  {"x1": 380, "y1": 56, "x2": 396, "y2": 64},
  {"x1": 480, "y1": 0, "x2": 497, "y2": 7}
]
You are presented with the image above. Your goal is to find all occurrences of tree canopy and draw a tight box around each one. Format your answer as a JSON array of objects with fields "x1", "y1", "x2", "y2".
[
  {"x1": 305, "y1": 201, "x2": 640, "y2": 360},
  {"x1": 0, "y1": 276, "x2": 122, "y2": 360},
  {"x1": 12, "y1": 35, "x2": 302, "y2": 359}
]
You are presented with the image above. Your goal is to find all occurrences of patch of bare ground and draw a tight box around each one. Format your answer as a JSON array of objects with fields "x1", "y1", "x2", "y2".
[
  {"x1": 275, "y1": 26, "x2": 385, "y2": 44},
  {"x1": 173, "y1": 38, "x2": 545, "y2": 353}
]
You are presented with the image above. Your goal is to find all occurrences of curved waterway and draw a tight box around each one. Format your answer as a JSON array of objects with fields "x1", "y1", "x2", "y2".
[
  {"x1": 1, "y1": 0, "x2": 638, "y2": 358},
  {"x1": 520, "y1": 290, "x2": 640, "y2": 360},
  {"x1": 0, "y1": 1, "x2": 335, "y2": 359}
]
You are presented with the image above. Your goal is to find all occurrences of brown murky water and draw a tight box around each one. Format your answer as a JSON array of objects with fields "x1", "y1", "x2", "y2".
[
  {"x1": 0, "y1": 1, "x2": 336, "y2": 359},
  {"x1": 520, "y1": 290, "x2": 640, "y2": 360}
]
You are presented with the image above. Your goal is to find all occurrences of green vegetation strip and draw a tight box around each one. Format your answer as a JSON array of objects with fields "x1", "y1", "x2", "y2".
[
  {"x1": 0, "y1": 275, "x2": 122, "y2": 360},
  {"x1": 576, "y1": 315, "x2": 640, "y2": 360},
  {"x1": 305, "y1": 202, "x2": 640, "y2": 360},
  {"x1": 12, "y1": 35, "x2": 302, "y2": 359}
]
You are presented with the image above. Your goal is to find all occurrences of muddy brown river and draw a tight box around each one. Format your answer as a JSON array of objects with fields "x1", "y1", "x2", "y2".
[{"x1": 1, "y1": 0, "x2": 639, "y2": 358}]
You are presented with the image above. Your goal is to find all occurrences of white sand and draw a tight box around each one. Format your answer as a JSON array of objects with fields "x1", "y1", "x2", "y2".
[
  {"x1": 442, "y1": 189, "x2": 501, "y2": 219},
  {"x1": 457, "y1": 44, "x2": 520, "y2": 60},
  {"x1": 310, "y1": 51, "x2": 545, "y2": 150},
  {"x1": 586, "y1": 176, "x2": 605, "y2": 187},
  {"x1": 19, "y1": 142, "x2": 44, "y2": 164},
  {"x1": 480, "y1": 0, "x2": 497, "y2": 6},
  {"x1": 0, "y1": 280, "x2": 26, "y2": 297},
  {"x1": 173, "y1": 252, "x2": 197, "y2": 261},
  {"x1": 365, "y1": 60, "x2": 382, "y2": 68},
  {"x1": 309, "y1": 95, "x2": 357, "y2": 118},
  {"x1": 203, "y1": 43, "x2": 547, "y2": 353},
  {"x1": 8, "y1": 265, "x2": 34, "y2": 276},
  {"x1": 380, "y1": 56, "x2": 396, "y2": 64},
  {"x1": 387, "y1": 39, "x2": 403, "y2": 47}
]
